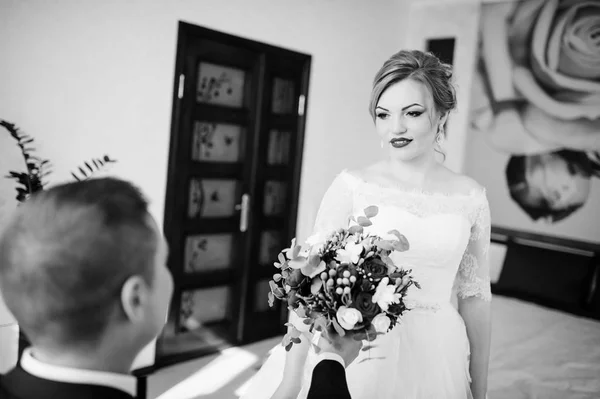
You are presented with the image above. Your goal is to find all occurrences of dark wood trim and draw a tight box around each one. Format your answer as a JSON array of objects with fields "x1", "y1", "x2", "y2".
[
  {"x1": 269, "y1": 114, "x2": 298, "y2": 131},
  {"x1": 188, "y1": 163, "x2": 245, "y2": 178},
  {"x1": 271, "y1": 56, "x2": 311, "y2": 328},
  {"x1": 135, "y1": 376, "x2": 147, "y2": 399},
  {"x1": 491, "y1": 285, "x2": 600, "y2": 321},
  {"x1": 179, "y1": 269, "x2": 236, "y2": 289},
  {"x1": 155, "y1": 20, "x2": 311, "y2": 370},
  {"x1": 491, "y1": 225, "x2": 600, "y2": 254},
  {"x1": 584, "y1": 255, "x2": 600, "y2": 309},
  {"x1": 158, "y1": 20, "x2": 189, "y2": 345},
  {"x1": 192, "y1": 104, "x2": 250, "y2": 124},
  {"x1": 235, "y1": 52, "x2": 268, "y2": 342},
  {"x1": 178, "y1": 21, "x2": 311, "y2": 61},
  {"x1": 490, "y1": 225, "x2": 600, "y2": 321},
  {"x1": 183, "y1": 218, "x2": 240, "y2": 234}
]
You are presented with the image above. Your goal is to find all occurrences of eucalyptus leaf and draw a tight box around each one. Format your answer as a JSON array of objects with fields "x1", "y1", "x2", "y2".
[
  {"x1": 348, "y1": 225, "x2": 363, "y2": 235},
  {"x1": 268, "y1": 292, "x2": 275, "y2": 307},
  {"x1": 357, "y1": 216, "x2": 372, "y2": 227},
  {"x1": 364, "y1": 205, "x2": 378, "y2": 218},
  {"x1": 289, "y1": 256, "x2": 308, "y2": 270},
  {"x1": 278, "y1": 253, "x2": 287, "y2": 264},
  {"x1": 331, "y1": 318, "x2": 346, "y2": 337},
  {"x1": 310, "y1": 277, "x2": 323, "y2": 294},
  {"x1": 392, "y1": 239, "x2": 410, "y2": 252},
  {"x1": 302, "y1": 260, "x2": 326, "y2": 278},
  {"x1": 376, "y1": 240, "x2": 394, "y2": 251},
  {"x1": 292, "y1": 245, "x2": 302, "y2": 259},
  {"x1": 308, "y1": 253, "x2": 321, "y2": 267}
]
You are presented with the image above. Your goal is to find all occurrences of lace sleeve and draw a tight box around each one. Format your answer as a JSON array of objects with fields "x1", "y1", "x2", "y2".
[
  {"x1": 312, "y1": 170, "x2": 355, "y2": 233},
  {"x1": 456, "y1": 190, "x2": 492, "y2": 301}
]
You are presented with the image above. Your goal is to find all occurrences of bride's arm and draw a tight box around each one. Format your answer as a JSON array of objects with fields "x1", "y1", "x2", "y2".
[
  {"x1": 272, "y1": 171, "x2": 355, "y2": 399},
  {"x1": 270, "y1": 324, "x2": 311, "y2": 399},
  {"x1": 456, "y1": 189, "x2": 492, "y2": 399}
]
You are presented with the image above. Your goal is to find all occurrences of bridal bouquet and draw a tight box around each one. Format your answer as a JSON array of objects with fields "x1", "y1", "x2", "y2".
[{"x1": 268, "y1": 205, "x2": 419, "y2": 351}]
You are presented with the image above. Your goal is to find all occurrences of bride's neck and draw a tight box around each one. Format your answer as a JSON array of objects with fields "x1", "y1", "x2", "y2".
[{"x1": 385, "y1": 151, "x2": 438, "y2": 188}]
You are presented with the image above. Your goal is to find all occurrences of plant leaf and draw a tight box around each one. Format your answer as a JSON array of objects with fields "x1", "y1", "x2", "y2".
[
  {"x1": 268, "y1": 291, "x2": 275, "y2": 307},
  {"x1": 364, "y1": 205, "x2": 378, "y2": 218},
  {"x1": 302, "y1": 260, "x2": 326, "y2": 277},
  {"x1": 70, "y1": 155, "x2": 117, "y2": 182},
  {"x1": 278, "y1": 253, "x2": 287, "y2": 264},
  {"x1": 357, "y1": 216, "x2": 372, "y2": 227},
  {"x1": 292, "y1": 244, "x2": 302, "y2": 259},
  {"x1": 308, "y1": 253, "x2": 321, "y2": 267},
  {"x1": 375, "y1": 240, "x2": 394, "y2": 251},
  {"x1": 288, "y1": 256, "x2": 308, "y2": 270},
  {"x1": 331, "y1": 318, "x2": 346, "y2": 337},
  {"x1": 310, "y1": 277, "x2": 323, "y2": 294},
  {"x1": 348, "y1": 225, "x2": 363, "y2": 235},
  {"x1": 392, "y1": 238, "x2": 409, "y2": 252}
]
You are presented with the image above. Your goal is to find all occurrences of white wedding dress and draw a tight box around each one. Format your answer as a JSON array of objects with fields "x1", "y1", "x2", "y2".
[{"x1": 241, "y1": 170, "x2": 492, "y2": 399}]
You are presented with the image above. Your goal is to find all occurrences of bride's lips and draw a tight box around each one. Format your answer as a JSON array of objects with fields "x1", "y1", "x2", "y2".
[{"x1": 389, "y1": 137, "x2": 413, "y2": 148}]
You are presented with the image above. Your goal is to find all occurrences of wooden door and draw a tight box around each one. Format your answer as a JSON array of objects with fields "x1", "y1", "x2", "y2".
[{"x1": 156, "y1": 22, "x2": 310, "y2": 366}]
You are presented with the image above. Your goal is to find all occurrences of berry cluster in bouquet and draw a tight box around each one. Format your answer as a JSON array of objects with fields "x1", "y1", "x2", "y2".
[{"x1": 268, "y1": 205, "x2": 419, "y2": 351}]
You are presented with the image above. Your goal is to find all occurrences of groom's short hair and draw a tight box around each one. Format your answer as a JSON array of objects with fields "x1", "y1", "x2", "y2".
[{"x1": 0, "y1": 178, "x2": 158, "y2": 347}]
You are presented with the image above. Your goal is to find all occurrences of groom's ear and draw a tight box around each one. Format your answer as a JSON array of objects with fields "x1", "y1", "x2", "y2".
[{"x1": 120, "y1": 275, "x2": 150, "y2": 324}]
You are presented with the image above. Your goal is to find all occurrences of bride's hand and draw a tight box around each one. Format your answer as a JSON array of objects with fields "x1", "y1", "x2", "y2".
[{"x1": 313, "y1": 328, "x2": 363, "y2": 367}]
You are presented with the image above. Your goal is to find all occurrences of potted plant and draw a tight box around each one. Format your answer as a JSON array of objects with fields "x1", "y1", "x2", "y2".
[{"x1": 1, "y1": 120, "x2": 117, "y2": 202}]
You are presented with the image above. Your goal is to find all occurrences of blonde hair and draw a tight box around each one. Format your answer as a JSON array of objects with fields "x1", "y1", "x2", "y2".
[{"x1": 369, "y1": 50, "x2": 456, "y2": 127}]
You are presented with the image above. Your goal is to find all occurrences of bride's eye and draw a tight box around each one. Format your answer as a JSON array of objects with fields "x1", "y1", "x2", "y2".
[
  {"x1": 376, "y1": 113, "x2": 389, "y2": 120},
  {"x1": 407, "y1": 111, "x2": 423, "y2": 117}
]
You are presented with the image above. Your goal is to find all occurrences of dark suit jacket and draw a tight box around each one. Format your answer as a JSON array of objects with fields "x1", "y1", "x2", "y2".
[
  {"x1": 307, "y1": 359, "x2": 352, "y2": 399},
  {"x1": 0, "y1": 365, "x2": 134, "y2": 399}
]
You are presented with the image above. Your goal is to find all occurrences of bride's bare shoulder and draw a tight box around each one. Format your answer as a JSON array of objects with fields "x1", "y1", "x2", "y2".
[
  {"x1": 346, "y1": 162, "x2": 386, "y2": 182},
  {"x1": 435, "y1": 166, "x2": 485, "y2": 195}
]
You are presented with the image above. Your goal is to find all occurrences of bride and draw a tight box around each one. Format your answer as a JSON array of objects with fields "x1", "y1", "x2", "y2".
[{"x1": 242, "y1": 49, "x2": 492, "y2": 399}]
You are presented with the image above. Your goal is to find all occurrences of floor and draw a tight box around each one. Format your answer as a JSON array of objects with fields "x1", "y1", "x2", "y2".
[{"x1": 147, "y1": 336, "x2": 281, "y2": 399}]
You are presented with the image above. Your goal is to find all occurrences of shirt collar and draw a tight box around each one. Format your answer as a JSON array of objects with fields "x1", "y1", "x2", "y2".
[{"x1": 20, "y1": 348, "x2": 136, "y2": 396}]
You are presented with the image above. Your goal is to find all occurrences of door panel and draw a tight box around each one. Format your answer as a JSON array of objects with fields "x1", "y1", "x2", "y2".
[{"x1": 157, "y1": 22, "x2": 310, "y2": 366}]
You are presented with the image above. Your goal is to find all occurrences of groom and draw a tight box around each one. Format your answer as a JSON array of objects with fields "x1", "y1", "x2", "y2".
[
  {"x1": 0, "y1": 177, "x2": 360, "y2": 398},
  {"x1": 308, "y1": 328, "x2": 362, "y2": 398},
  {"x1": 0, "y1": 178, "x2": 174, "y2": 399}
]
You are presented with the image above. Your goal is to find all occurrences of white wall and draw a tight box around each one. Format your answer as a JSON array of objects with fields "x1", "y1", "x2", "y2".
[
  {"x1": 0, "y1": 0, "x2": 411, "y2": 369},
  {"x1": 402, "y1": 0, "x2": 481, "y2": 173},
  {"x1": 0, "y1": 129, "x2": 20, "y2": 373}
]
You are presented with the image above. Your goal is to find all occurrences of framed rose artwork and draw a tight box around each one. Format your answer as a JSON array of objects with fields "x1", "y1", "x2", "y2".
[{"x1": 463, "y1": 0, "x2": 600, "y2": 244}]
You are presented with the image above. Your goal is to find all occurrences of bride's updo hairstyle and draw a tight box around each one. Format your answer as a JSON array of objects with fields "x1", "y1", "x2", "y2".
[{"x1": 369, "y1": 50, "x2": 457, "y2": 130}]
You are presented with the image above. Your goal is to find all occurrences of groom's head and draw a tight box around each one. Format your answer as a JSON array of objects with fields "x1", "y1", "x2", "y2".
[{"x1": 0, "y1": 178, "x2": 173, "y2": 363}]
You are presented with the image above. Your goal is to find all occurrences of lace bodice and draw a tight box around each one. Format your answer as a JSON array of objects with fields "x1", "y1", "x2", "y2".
[{"x1": 313, "y1": 170, "x2": 492, "y2": 305}]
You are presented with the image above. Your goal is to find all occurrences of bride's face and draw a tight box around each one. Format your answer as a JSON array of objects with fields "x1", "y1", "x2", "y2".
[{"x1": 375, "y1": 79, "x2": 445, "y2": 162}]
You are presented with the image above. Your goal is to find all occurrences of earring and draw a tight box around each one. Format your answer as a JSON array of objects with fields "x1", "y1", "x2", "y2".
[{"x1": 436, "y1": 127, "x2": 445, "y2": 145}]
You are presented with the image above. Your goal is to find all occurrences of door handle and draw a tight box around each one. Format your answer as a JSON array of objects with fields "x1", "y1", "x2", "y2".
[{"x1": 235, "y1": 193, "x2": 250, "y2": 232}]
